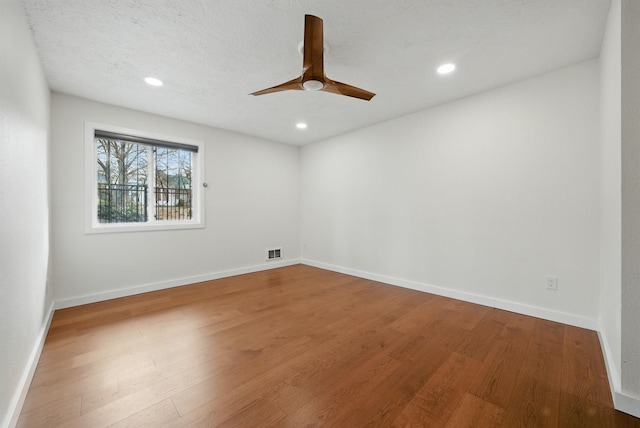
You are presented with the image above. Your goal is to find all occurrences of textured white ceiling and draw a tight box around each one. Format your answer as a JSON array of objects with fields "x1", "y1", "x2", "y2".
[{"x1": 21, "y1": 0, "x2": 610, "y2": 145}]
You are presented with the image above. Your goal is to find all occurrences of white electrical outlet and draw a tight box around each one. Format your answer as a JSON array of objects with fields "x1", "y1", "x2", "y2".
[{"x1": 545, "y1": 275, "x2": 558, "y2": 291}]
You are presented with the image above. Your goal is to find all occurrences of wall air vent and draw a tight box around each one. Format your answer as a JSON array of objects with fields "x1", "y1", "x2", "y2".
[{"x1": 266, "y1": 248, "x2": 282, "y2": 261}]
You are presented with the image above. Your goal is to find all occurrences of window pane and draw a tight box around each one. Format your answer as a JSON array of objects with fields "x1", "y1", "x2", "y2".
[
  {"x1": 96, "y1": 138, "x2": 149, "y2": 223},
  {"x1": 154, "y1": 147, "x2": 193, "y2": 221}
]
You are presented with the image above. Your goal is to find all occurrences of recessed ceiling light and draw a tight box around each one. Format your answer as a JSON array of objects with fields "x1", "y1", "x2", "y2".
[
  {"x1": 437, "y1": 63, "x2": 456, "y2": 74},
  {"x1": 296, "y1": 122, "x2": 308, "y2": 129},
  {"x1": 144, "y1": 77, "x2": 163, "y2": 87}
]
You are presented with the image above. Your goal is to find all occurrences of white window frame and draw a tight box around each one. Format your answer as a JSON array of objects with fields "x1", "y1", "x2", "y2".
[{"x1": 85, "y1": 121, "x2": 205, "y2": 233}]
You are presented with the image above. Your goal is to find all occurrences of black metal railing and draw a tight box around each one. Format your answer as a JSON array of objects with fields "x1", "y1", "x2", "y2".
[
  {"x1": 98, "y1": 184, "x2": 192, "y2": 223},
  {"x1": 155, "y1": 187, "x2": 192, "y2": 220},
  {"x1": 98, "y1": 183, "x2": 148, "y2": 223}
]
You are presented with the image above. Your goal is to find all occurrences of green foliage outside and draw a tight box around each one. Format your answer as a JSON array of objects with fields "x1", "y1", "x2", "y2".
[{"x1": 97, "y1": 200, "x2": 147, "y2": 223}]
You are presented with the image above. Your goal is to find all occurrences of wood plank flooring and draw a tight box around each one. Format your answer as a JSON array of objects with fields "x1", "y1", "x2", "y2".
[{"x1": 18, "y1": 265, "x2": 640, "y2": 427}]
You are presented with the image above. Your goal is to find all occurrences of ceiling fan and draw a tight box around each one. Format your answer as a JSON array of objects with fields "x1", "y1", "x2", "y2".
[{"x1": 250, "y1": 14, "x2": 375, "y2": 101}]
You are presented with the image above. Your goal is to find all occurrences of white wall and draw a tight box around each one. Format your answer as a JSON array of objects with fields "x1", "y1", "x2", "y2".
[
  {"x1": 599, "y1": 0, "x2": 623, "y2": 407},
  {"x1": 50, "y1": 93, "x2": 300, "y2": 305},
  {"x1": 301, "y1": 60, "x2": 601, "y2": 326},
  {"x1": 599, "y1": 1, "x2": 640, "y2": 415},
  {"x1": 0, "y1": 0, "x2": 53, "y2": 426},
  {"x1": 621, "y1": 0, "x2": 640, "y2": 398}
]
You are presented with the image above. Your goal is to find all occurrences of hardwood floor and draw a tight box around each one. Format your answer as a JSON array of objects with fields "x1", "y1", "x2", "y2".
[{"x1": 18, "y1": 265, "x2": 639, "y2": 427}]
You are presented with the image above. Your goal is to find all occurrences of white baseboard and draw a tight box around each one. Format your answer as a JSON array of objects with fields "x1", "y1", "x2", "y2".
[
  {"x1": 598, "y1": 325, "x2": 640, "y2": 418},
  {"x1": 55, "y1": 258, "x2": 301, "y2": 309},
  {"x1": 301, "y1": 259, "x2": 597, "y2": 330},
  {"x1": 613, "y1": 391, "x2": 640, "y2": 418},
  {"x1": 4, "y1": 302, "x2": 55, "y2": 428}
]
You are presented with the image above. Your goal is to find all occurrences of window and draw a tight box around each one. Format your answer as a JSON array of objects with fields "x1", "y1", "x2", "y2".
[{"x1": 85, "y1": 122, "x2": 204, "y2": 233}]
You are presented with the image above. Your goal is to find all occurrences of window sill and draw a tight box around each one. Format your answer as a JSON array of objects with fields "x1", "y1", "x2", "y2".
[{"x1": 85, "y1": 220, "x2": 204, "y2": 234}]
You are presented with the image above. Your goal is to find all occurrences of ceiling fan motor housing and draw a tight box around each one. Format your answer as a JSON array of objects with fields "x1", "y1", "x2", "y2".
[{"x1": 302, "y1": 79, "x2": 324, "y2": 91}]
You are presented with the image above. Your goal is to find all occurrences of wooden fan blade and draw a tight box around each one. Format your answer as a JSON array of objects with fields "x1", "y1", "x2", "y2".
[
  {"x1": 322, "y1": 78, "x2": 376, "y2": 101},
  {"x1": 250, "y1": 77, "x2": 303, "y2": 96},
  {"x1": 302, "y1": 15, "x2": 325, "y2": 81}
]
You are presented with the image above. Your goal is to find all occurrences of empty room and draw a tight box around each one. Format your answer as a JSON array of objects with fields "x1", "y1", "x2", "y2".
[{"x1": 2, "y1": 0, "x2": 640, "y2": 426}]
